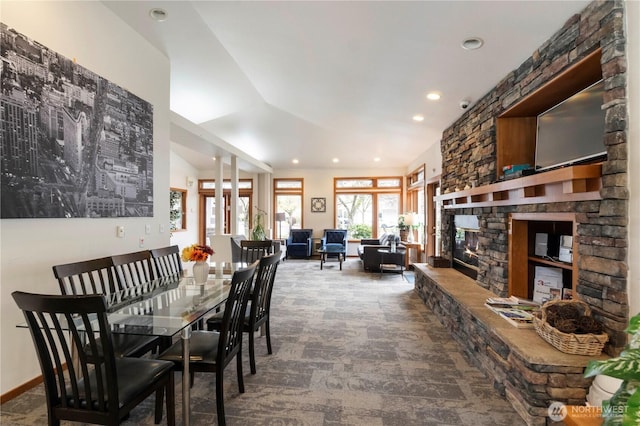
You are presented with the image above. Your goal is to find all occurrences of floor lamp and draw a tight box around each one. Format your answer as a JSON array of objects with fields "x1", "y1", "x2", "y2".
[{"x1": 276, "y1": 212, "x2": 286, "y2": 239}]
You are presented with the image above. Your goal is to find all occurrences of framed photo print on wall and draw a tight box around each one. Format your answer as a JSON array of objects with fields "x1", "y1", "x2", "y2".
[{"x1": 311, "y1": 197, "x2": 326, "y2": 213}]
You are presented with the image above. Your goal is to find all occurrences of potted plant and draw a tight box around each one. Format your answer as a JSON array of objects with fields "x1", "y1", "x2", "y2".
[
  {"x1": 397, "y1": 215, "x2": 408, "y2": 241},
  {"x1": 251, "y1": 208, "x2": 267, "y2": 241},
  {"x1": 584, "y1": 312, "x2": 640, "y2": 425}
]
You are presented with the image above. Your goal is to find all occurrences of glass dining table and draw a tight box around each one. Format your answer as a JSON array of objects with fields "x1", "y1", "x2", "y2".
[
  {"x1": 19, "y1": 262, "x2": 243, "y2": 426},
  {"x1": 105, "y1": 262, "x2": 244, "y2": 426}
]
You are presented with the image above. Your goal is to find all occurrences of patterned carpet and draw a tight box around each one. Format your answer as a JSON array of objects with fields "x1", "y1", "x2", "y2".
[{"x1": 1, "y1": 258, "x2": 524, "y2": 425}]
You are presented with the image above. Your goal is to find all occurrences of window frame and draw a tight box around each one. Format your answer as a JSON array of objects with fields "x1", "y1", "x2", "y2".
[
  {"x1": 334, "y1": 176, "x2": 403, "y2": 239},
  {"x1": 406, "y1": 166, "x2": 425, "y2": 245},
  {"x1": 273, "y1": 178, "x2": 304, "y2": 239}
]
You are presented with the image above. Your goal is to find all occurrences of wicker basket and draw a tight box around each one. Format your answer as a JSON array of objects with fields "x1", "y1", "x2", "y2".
[{"x1": 533, "y1": 299, "x2": 608, "y2": 356}]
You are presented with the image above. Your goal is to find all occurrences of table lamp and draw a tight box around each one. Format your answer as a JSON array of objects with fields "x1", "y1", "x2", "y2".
[{"x1": 404, "y1": 213, "x2": 415, "y2": 242}]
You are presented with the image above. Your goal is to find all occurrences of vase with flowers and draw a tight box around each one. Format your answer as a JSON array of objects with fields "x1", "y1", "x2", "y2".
[{"x1": 181, "y1": 244, "x2": 214, "y2": 284}]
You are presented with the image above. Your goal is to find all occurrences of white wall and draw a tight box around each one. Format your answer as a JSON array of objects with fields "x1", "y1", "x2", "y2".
[
  {"x1": 625, "y1": 0, "x2": 639, "y2": 316},
  {"x1": 408, "y1": 141, "x2": 442, "y2": 182},
  {"x1": 0, "y1": 1, "x2": 170, "y2": 394}
]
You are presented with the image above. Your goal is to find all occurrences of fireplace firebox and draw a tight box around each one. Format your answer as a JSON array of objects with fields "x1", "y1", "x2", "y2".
[{"x1": 452, "y1": 215, "x2": 479, "y2": 279}]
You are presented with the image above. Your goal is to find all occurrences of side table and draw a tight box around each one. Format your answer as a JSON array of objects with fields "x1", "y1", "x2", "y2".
[
  {"x1": 378, "y1": 248, "x2": 406, "y2": 279},
  {"x1": 400, "y1": 241, "x2": 422, "y2": 268},
  {"x1": 318, "y1": 247, "x2": 344, "y2": 270}
]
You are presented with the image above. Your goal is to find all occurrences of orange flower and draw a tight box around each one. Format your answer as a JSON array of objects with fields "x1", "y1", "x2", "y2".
[{"x1": 181, "y1": 244, "x2": 214, "y2": 262}]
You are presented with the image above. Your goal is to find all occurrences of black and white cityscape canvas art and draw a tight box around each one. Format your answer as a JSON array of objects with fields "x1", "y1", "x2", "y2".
[{"x1": 0, "y1": 23, "x2": 154, "y2": 218}]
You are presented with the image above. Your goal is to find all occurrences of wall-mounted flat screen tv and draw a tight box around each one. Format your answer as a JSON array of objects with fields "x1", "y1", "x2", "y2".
[{"x1": 535, "y1": 80, "x2": 606, "y2": 172}]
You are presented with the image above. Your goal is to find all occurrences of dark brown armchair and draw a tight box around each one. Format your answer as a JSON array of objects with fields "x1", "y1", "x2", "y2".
[{"x1": 357, "y1": 234, "x2": 404, "y2": 271}]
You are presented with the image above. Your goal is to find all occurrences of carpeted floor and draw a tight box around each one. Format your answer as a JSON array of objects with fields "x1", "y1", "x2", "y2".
[{"x1": 1, "y1": 258, "x2": 525, "y2": 425}]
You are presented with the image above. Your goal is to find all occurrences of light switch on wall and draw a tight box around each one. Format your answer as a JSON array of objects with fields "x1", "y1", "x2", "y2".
[
  {"x1": 145, "y1": 224, "x2": 151, "y2": 235},
  {"x1": 117, "y1": 226, "x2": 125, "y2": 238}
]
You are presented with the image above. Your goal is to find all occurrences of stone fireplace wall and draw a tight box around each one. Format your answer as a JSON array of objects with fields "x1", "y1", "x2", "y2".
[{"x1": 439, "y1": 1, "x2": 629, "y2": 354}]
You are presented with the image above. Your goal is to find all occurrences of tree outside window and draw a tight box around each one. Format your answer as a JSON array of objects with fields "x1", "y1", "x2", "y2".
[
  {"x1": 334, "y1": 177, "x2": 402, "y2": 240},
  {"x1": 336, "y1": 194, "x2": 373, "y2": 239},
  {"x1": 169, "y1": 188, "x2": 186, "y2": 231}
]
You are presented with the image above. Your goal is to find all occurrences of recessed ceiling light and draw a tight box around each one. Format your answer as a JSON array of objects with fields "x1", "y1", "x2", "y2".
[
  {"x1": 426, "y1": 92, "x2": 441, "y2": 101},
  {"x1": 374, "y1": 157, "x2": 381, "y2": 162},
  {"x1": 461, "y1": 37, "x2": 484, "y2": 50},
  {"x1": 332, "y1": 158, "x2": 339, "y2": 163},
  {"x1": 149, "y1": 8, "x2": 168, "y2": 22},
  {"x1": 292, "y1": 159, "x2": 299, "y2": 164},
  {"x1": 212, "y1": 156, "x2": 216, "y2": 161},
  {"x1": 413, "y1": 115, "x2": 424, "y2": 122}
]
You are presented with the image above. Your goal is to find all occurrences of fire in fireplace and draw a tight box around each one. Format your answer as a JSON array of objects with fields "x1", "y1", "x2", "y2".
[{"x1": 453, "y1": 215, "x2": 479, "y2": 279}]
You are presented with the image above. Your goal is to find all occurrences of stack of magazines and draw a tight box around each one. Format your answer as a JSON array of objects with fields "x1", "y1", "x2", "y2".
[{"x1": 484, "y1": 296, "x2": 540, "y2": 328}]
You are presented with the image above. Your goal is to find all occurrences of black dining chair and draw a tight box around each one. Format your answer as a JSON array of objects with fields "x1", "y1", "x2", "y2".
[
  {"x1": 52, "y1": 257, "x2": 162, "y2": 358},
  {"x1": 112, "y1": 250, "x2": 156, "y2": 288},
  {"x1": 240, "y1": 240, "x2": 273, "y2": 265},
  {"x1": 12, "y1": 291, "x2": 175, "y2": 426},
  {"x1": 52, "y1": 256, "x2": 115, "y2": 297},
  {"x1": 149, "y1": 245, "x2": 184, "y2": 278},
  {"x1": 207, "y1": 251, "x2": 280, "y2": 374},
  {"x1": 158, "y1": 261, "x2": 257, "y2": 426},
  {"x1": 111, "y1": 250, "x2": 173, "y2": 353}
]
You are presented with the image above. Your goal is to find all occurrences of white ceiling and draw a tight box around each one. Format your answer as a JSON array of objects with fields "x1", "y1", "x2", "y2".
[{"x1": 104, "y1": 1, "x2": 591, "y2": 173}]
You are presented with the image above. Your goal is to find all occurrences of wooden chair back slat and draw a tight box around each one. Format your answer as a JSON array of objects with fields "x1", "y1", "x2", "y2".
[
  {"x1": 52, "y1": 257, "x2": 116, "y2": 298},
  {"x1": 149, "y1": 245, "x2": 183, "y2": 278},
  {"x1": 13, "y1": 292, "x2": 118, "y2": 422},
  {"x1": 240, "y1": 240, "x2": 273, "y2": 265},
  {"x1": 111, "y1": 250, "x2": 154, "y2": 290},
  {"x1": 219, "y1": 262, "x2": 256, "y2": 362}
]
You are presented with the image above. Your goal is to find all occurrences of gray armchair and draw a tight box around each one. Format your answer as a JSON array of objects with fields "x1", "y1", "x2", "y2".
[{"x1": 230, "y1": 235, "x2": 247, "y2": 263}]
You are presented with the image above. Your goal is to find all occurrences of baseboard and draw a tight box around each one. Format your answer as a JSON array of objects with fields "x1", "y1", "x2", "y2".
[
  {"x1": 1, "y1": 374, "x2": 43, "y2": 404},
  {"x1": 1, "y1": 363, "x2": 68, "y2": 404}
]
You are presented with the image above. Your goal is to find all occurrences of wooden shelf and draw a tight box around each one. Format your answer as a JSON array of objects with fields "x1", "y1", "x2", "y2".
[
  {"x1": 437, "y1": 164, "x2": 602, "y2": 209},
  {"x1": 527, "y1": 256, "x2": 572, "y2": 270},
  {"x1": 495, "y1": 49, "x2": 603, "y2": 178},
  {"x1": 509, "y1": 213, "x2": 578, "y2": 300}
]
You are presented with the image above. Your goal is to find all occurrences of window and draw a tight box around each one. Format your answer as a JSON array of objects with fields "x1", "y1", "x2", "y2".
[
  {"x1": 169, "y1": 188, "x2": 187, "y2": 231},
  {"x1": 336, "y1": 194, "x2": 373, "y2": 238},
  {"x1": 274, "y1": 179, "x2": 303, "y2": 239},
  {"x1": 198, "y1": 179, "x2": 253, "y2": 240},
  {"x1": 334, "y1": 177, "x2": 402, "y2": 239},
  {"x1": 407, "y1": 166, "x2": 426, "y2": 245}
]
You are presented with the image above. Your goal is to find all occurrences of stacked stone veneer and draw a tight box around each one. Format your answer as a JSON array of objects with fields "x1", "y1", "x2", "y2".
[
  {"x1": 438, "y1": 0, "x2": 629, "y2": 355},
  {"x1": 414, "y1": 267, "x2": 595, "y2": 426}
]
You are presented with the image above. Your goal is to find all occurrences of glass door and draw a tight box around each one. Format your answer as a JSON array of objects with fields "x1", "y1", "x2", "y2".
[{"x1": 200, "y1": 193, "x2": 251, "y2": 243}]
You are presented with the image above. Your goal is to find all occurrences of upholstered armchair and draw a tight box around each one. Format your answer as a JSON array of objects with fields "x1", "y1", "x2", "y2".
[
  {"x1": 286, "y1": 229, "x2": 313, "y2": 259},
  {"x1": 321, "y1": 229, "x2": 348, "y2": 256},
  {"x1": 230, "y1": 234, "x2": 248, "y2": 263}
]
